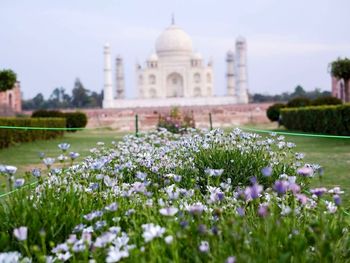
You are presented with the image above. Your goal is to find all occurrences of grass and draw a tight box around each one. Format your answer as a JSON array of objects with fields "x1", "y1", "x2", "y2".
[
  {"x1": 0, "y1": 128, "x2": 126, "y2": 179},
  {"x1": 1, "y1": 125, "x2": 350, "y2": 206}
]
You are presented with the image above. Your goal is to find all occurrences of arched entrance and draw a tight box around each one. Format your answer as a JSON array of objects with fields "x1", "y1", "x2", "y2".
[{"x1": 166, "y1": 73, "x2": 184, "y2": 97}]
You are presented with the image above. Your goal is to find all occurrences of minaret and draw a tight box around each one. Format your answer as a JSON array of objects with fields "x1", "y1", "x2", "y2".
[
  {"x1": 115, "y1": 56, "x2": 125, "y2": 99},
  {"x1": 226, "y1": 50, "x2": 236, "y2": 96},
  {"x1": 236, "y1": 37, "x2": 249, "y2": 104},
  {"x1": 103, "y1": 43, "x2": 113, "y2": 108}
]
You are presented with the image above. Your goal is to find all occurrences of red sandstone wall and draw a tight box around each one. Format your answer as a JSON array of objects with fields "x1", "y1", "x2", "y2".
[
  {"x1": 81, "y1": 103, "x2": 272, "y2": 131},
  {"x1": 23, "y1": 103, "x2": 273, "y2": 132},
  {"x1": 0, "y1": 82, "x2": 22, "y2": 115}
]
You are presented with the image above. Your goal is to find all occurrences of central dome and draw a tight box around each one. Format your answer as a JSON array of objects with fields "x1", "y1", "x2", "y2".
[{"x1": 155, "y1": 25, "x2": 193, "y2": 55}]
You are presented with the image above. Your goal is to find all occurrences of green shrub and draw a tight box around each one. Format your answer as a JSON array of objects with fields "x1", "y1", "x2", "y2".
[
  {"x1": 266, "y1": 103, "x2": 285, "y2": 122},
  {"x1": 158, "y1": 107, "x2": 195, "y2": 133},
  {"x1": 31, "y1": 110, "x2": 88, "y2": 132},
  {"x1": 64, "y1": 112, "x2": 88, "y2": 132},
  {"x1": 281, "y1": 104, "x2": 350, "y2": 135},
  {"x1": 312, "y1": 96, "x2": 343, "y2": 106},
  {"x1": 0, "y1": 118, "x2": 66, "y2": 148},
  {"x1": 287, "y1": 97, "x2": 311, "y2": 108}
]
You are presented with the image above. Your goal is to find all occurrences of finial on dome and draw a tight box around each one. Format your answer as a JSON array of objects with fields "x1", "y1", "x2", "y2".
[{"x1": 171, "y1": 13, "x2": 175, "y2": 25}]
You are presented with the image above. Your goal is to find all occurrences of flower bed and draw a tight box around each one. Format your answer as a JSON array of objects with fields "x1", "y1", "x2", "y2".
[{"x1": 0, "y1": 128, "x2": 349, "y2": 262}]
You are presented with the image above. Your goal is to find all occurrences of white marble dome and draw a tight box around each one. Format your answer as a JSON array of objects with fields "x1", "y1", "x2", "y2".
[
  {"x1": 148, "y1": 53, "x2": 158, "y2": 61},
  {"x1": 155, "y1": 25, "x2": 193, "y2": 55}
]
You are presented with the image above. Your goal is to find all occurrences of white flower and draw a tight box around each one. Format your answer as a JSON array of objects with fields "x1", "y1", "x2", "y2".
[
  {"x1": 325, "y1": 201, "x2": 337, "y2": 214},
  {"x1": 13, "y1": 226, "x2": 27, "y2": 241},
  {"x1": 43, "y1": 158, "x2": 55, "y2": 167},
  {"x1": 186, "y1": 202, "x2": 206, "y2": 215},
  {"x1": 328, "y1": 187, "x2": 344, "y2": 195},
  {"x1": 57, "y1": 252, "x2": 71, "y2": 262},
  {"x1": 94, "y1": 232, "x2": 117, "y2": 248},
  {"x1": 106, "y1": 246, "x2": 129, "y2": 263},
  {"x1": 199, "y1": 241, "x2": 210, "y2": 253},
  {"x1": 164, "y1": 235, "x2": 173, "y2": 244},
  {"x1": 5, "y1": 165, "x2": 17, "y2": 175},
  {"x1": 142, "y1": 223, "x2": 166, "y2": 242},
  {"x1": 58, "y1": 143, "x2": 70, "y2": 151},
  {"x1": 0, "y1": 252, "x2": 22, "y2": 262},
  {"x1": 105, "y1": 202, "x2": 118, "y2": 212},
  {"x1": 159, "y1": 207, "x2": 178, "y2": 216},
  {"x1": 280, "y1": 205, "x2": 292, "y2": 216}
]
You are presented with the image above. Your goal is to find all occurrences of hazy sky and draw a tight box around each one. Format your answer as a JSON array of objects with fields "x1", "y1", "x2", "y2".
[{"x1": 1, "y1": 0, "x2": 349, "y2": 99}]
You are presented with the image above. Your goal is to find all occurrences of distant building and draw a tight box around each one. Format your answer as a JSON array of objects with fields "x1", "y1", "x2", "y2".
[
  {"x1": 0, "y1": 81, "x2": 22, "y2": 115},
  {"x1": 331, "y1": 76, "x2": 349, "y2": 102},
  {"x1": 103, "y1": 20, "x2": 249, "y2": 108}
]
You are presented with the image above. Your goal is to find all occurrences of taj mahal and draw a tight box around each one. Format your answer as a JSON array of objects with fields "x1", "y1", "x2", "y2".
[{"x1": 103, "y1": 19, "x2": 249, "y2": 109}]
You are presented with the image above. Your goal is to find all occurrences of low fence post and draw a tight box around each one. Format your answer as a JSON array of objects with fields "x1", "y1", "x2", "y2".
[
  {"x1": 135, "y1": 114, "x2": 139, "y2": 137},
  {"x1": 209, "y1": 112, "x2": 213, "y2": 130}
]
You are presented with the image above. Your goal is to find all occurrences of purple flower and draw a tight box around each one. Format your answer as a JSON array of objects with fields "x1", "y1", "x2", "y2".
[
  {"x1": 104, "y1": 202, "x2": 118, "y2": 212},
  {"x1": 261, "y1": 166, "x2": 272, "y2": 177},
  {"x1": 288, "y1": 183, "x2": 300, "y2": 194},
  {"x1": 204, "y1": 168, "x2": 224, "y2": 177},
  {"x1": 273, "y1": 180, "x2": 289, "y2": 195},
  {"x1": 211, "y1": 226, "x2": 219, "y2": 235},
  {"x1": 198, "y1": 224, "x2": 207, "y2": 234},
  {"x1": 38, "y1": 152, "x2": 45, "y2": 159},
  {"x1": 310, "y1": 187, "x2": 327, "y2": 197},
  {"x1": 13, "y1": 226, "x2": 28, "y2": 241},
  {"x1": 244, "y1": 183, "x2": 263, "y2": 200},
  {"x1": 180, "y1": 221, "x2": 188, "y2": 228},
  {"x1": 236, "y1": 207, "x2": 245, "y2": 217},
  {"x1": 296, "y1": 194, "x2": 308, "y2": 205},
  {"x1": 83, "y1": 210, "x2": 103, "y2": 221},
  {"x1": 69, "y1": 152, "x2": 80, "y2": 160},
  {"x1": 32, "y1": 168, "x2": 41, "y2": 178},
  {"x1": 14, "y1": 178, "x2": 25, "y2": 188},
  {"x1": 297, "y1": 166, "x2": 314, "y2": 177},
  {"x1": 258, "y1": 204, "x2": 269, "y2": 217},
  {"x1": 333, "y1": 195, "x2": 341, "y2": 206}
]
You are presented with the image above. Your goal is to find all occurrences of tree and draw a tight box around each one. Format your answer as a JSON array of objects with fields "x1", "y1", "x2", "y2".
[
  {"x1": 71, "y1": 78, "x2": 91, "y2": 108},
  {"x1": 330, "y1": 57, "x2": 350, "y2": 102},
  {"x1": 287, "y1": 97, "x2": 311, "y2": 108},
  {"x1": 291, "y1": 85, "x2": 306, "y2": 99},
  {"x1": 0, "y1": 69, "x2": 17, "y2": 92}
]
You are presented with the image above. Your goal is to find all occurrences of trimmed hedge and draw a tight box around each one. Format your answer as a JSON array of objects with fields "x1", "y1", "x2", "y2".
[
  {"x1": 0, "y1": 118, "x2": 66, "y2": 148},
  {"x1": 281, "y1": 104, "x2": 350, "y2": 135},
  {"x1": 32, "y1": 110, "x2": 88, "y2": 132}
]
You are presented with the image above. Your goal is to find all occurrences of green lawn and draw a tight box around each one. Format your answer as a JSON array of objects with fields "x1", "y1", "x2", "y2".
[
  {"x1": 0, "y1": 128, "x2": 126, "y2": 176},
  {"x1": 1, "y1": 126, "x2": 349, "y2": 207}
]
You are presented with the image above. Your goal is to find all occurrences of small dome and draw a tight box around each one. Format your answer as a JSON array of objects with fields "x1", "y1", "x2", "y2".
[
  {"x1": 192, "y1": 52, "x2": 202, "y2": 60},
  {"x1": 148, "y1": 53, "x2": 158, "y2": 61},
  {"x1": 227, "y1": 50, "x2": 234, "y2": 56},
  {"x1": 155, "y1": 25, "x2": 193, "y2": 55},
  {"x1": 236, "y1": 36, "x2": 246, "y2": 45}
]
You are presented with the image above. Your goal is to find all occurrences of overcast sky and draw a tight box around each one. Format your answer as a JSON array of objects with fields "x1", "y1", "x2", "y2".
[{"x1": 1, "y1": 0, "x2": 349, "y2": 99}]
